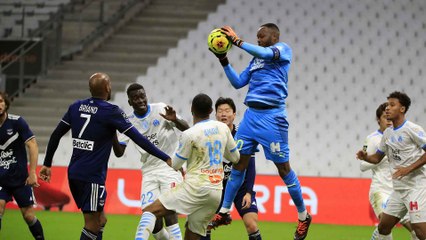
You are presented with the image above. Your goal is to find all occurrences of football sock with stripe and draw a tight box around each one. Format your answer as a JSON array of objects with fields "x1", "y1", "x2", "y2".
[
  {"x1": 248, "y1": 230, "x2": 262, "y2": 240},
  {"x1": 166, "y1": 223, "x2": 182, "y2": 240},
  {"x1": 371, "y1": 228, "x2": 379, "y2": 240},
  {"x1": 282, "y1": 169, "x2": 306, "y2": 218},
  {"x1": 378, "y1": 233, "x2": 392, "y2": 240},
  {"x1": 135, "y1": 212, "x2": 156, "y2": 240},
  {"x1": 221, "y1": 168, "x2": 246, "y2": 211},
  {"x1": 97, "y1": 225, "x2": 105, "y2": 240},
  {"x1": 80, "y1": 228, "x2": 97, "y2": 240},
  {"x1": 153, "y1": 227, "x2": 169, "y2": 240},
  {"x1": 28, "y1": 217, "x2": 44, "y2": 240}
]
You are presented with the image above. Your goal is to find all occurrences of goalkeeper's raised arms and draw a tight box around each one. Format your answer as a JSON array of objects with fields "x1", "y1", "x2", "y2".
[{"x1": 221, "y1": 26, "x2": 244, "y2": 47}]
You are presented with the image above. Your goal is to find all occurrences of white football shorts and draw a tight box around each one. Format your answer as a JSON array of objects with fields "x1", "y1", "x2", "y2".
[
  {"x1": 384, "y1": 188, "x2": 426, "y2": 224},
  {"x1": 140, "y1": 169, "x2": 183, "y2": 209},
  {"x1": 159, "y1": 182, "x2": 222, "y2": 236}
]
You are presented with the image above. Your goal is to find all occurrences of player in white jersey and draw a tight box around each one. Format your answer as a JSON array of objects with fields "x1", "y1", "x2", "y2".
[
  {"x1": 357, "y1": 91, "x2": 426, "y2": 240},
  {"x1": 134, "y1": 93, "x2": 240, "y2": 240},
  {"x1": 115, "y1": 83, "x2": 189, "y2": 240},
  {"x1": 360, "y1": 102, "x2": 417, "y2": 240}
]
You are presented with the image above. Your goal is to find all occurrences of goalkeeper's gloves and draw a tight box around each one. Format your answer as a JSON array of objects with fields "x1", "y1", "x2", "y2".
[
  {"x1": 221, "y1": 26, "x2": 244, "y2": 47},
  {"x1": 209, "y1": 48, "x2": 229, "y2": 66}
]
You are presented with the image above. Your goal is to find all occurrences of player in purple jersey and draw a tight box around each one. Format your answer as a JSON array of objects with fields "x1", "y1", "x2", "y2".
[
  {"x1": 0, "y1": 91, "x2": 45, "y2": 239},
  {"x1": 202, "y1": 97, "x2": 261, "y2": 240},
  {"x1": 210, "y1": 23, "x2": 311, "y2": 240},
  {"x1": 39, "y1": 73, "x2": 171, "y2": 240}
]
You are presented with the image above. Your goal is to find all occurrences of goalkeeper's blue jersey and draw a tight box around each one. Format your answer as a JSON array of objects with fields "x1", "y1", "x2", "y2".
[{"x1": 242, "y1": 42, "x2": 292, "y2": 111}]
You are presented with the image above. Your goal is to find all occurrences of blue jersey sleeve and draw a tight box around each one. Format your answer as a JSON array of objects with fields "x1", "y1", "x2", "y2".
[
  {"x1": 16, "y1": 117, "x2": 34, "y2": 142},
  {"x1": 241, "y1": 42, "x2": 291, "y2": 62},
  {"x1": 223, "y1": 64, "x2": 250, "y2": 89}
]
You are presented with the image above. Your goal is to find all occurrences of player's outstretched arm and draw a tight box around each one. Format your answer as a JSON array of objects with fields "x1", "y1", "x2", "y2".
[
  {"x1": 221, "y1": 25, "x2": 278, "y2": 60},
  {"x1": 25, "y1": 137, "x2": 40, "y2": 187},
  {"x1": 125, "y1": 127, "x2": 170, "y2": 161}
]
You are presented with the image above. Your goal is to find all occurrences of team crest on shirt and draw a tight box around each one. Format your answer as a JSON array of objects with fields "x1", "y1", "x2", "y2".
[
  {"x1": 153, "y1": 119, "x2": 160, "y2": 127},
  {"x1": 6, "y1": 129, "x2": 13, "y2": 135}
]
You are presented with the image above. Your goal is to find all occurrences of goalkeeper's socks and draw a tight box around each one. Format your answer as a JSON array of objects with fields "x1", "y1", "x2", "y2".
[
  {"x1": 248, "y1": 230, "x2": 262, "y2": 240},
  {"x1": 222, "y1": 168, "x2": 246, "y2": 209},
  {"x1": 200, "y1": 230, "x2": 211, "y2": 240},
  {"x1": 28, "y1": 217, "x2": 44, "y2": 240},
  {"x1": 282, "y1": 170, "x2": 306, "y2": 215},
  {"x1": 81, "y1": 228, "x2": 97, "y2": 240},
  {"x1": 135, "y1": 212, "x2": 156, "y2": 240},
  {"x1": 378, "y1": 233, "x2": 393, "y2": 240},
  {"x1": 165, "y1": 223, "x2": 182, "y2": 240},
  {"x1": 371, "y1": 228, "x2": 379, "y2": 240},
  {"x1": 97, "y1": 225, "x2": 105, "y2": 240},
  {"x1": 153, "y1": 227, "x2": 169, "y2": 240}
]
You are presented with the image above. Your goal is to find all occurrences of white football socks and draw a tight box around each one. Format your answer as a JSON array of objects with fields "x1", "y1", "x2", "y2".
[
  {"x1": 166, "y1": 223, "x2": 183, "y2": 240},
  {"x1": 135, "y1": 212, "x2": 156, "y2": 240}
]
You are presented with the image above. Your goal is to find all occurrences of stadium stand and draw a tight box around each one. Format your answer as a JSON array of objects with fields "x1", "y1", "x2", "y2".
[
  {"x1": 0, "y1": 0, "x2": 69, "y2": 38},
  {"x1": 111, "y1": 0, "x2": 426, "y2": 177}
]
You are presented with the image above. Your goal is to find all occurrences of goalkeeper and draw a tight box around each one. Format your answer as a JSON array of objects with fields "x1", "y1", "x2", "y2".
[{"x1": 210, "y1": 23, "x2": 311, "y2": 240}]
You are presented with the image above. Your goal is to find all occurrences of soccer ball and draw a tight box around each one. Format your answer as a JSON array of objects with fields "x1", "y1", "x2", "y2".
[{"x1": 207, "y1": 28, "x2": 232, "y2": 54}]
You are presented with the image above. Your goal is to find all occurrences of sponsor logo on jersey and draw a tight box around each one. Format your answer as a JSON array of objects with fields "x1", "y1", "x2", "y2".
[
  {"x1": 73, "y1": 138, "x2": 94, "y2": 151},
  {"x1": 0, "y1": 149, "x2": 17, "y2": 169},
  {"x1": 250, "y1": 58, "x2": 265, "y2": 71}
]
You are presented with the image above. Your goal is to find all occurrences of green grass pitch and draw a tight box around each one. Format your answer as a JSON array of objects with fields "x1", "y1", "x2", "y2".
[{"x1": 1, "y1": 209, "x2": 410, "y2": 239}]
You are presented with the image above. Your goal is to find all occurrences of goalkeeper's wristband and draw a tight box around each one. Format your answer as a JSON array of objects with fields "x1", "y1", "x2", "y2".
[
  {"x1": 231, "y1": 37, "x2": 244, "y2": 47},
  {"x1": 219, "y1": 56, "x2": 229, "y2": 66}
]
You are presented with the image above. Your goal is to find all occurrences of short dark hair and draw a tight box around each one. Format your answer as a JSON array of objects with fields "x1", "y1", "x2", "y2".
[
  {"x1": 376, "y1": 102, "x2": 387, "y2": 120},
  {"x1": 0, "y1": 91, "x2": 10, "y2": 111},
  {"x1": 192, "y1": 93, "x2": 212, "y2": 118},
  {"x1": 215, "y1": 97, "x2": 236, "y2": 113},
  {"x1": 126, "y1": 83, "x2": 144, "y2": 96},
  {"x1": 387, "y1": 91, "x2": 411, "y2": 113},
  {"x1": 261, "y1": 23, "x2": 280, "y2": 33}
]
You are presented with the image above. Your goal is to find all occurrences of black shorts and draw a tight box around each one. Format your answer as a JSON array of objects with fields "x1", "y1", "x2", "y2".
[
  {"x1": 68, "y1": 179, "x2": 107, "y2": 212},
  {"x1": 0, "y1": 184, "x2": 34, "y2": 208}
]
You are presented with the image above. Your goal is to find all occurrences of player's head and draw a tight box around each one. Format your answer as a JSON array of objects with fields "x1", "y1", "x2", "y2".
[
  {"x1": 0, "y1": 91, "x2": 10, "y2": 116},
  {"x1": 126, "y1": 83, "x2": 148, "y2": 115},
  {"x1": 257, "y1": 23, "x2": 280, "y2": 47},
  {"x1": 376, "y1": 102, "x2": 392, "y2": 132},
  {"x1": 386, "y1": 91, "x2": 411, "y2": 120},
  {"x1": 191, "y1": 93, "x2": 213, "y2": 119},
  {"x1": 89, "y1": 72, "x2": 112, "y2": 100},
  {"x1": 215, "y1": 97, "x2": 236, "y2": 129}
]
